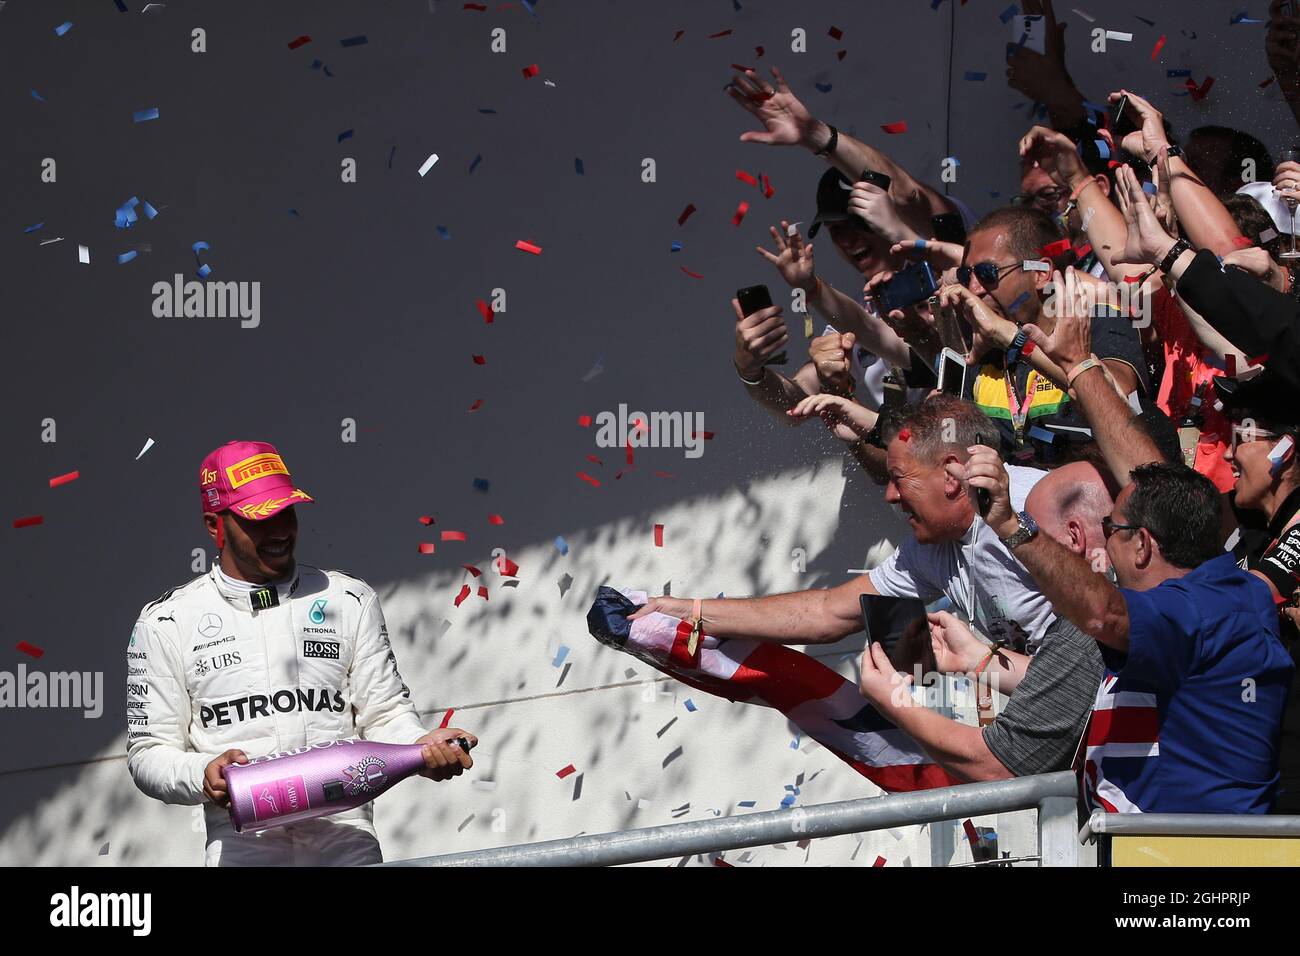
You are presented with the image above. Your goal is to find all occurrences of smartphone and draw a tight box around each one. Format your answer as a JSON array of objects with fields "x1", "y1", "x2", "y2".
[
  {"x1": 971, "y1": 431, "x2": 994, "y2": 516},
  {"x1": 931, "y1": 212, "x2": 966, "y2": 245},
  {"x1": 736, "y1": 284, "x2": 787, "y2": 366},
  {"x1": 1111, "y1": 95, "x2": 1139, "y2": 140},
  {"x1": 858, "y1": 168, "x2": 892, "y2": 192},
  {"x1": 1011, "y1": 14, "x2": 1046, "y2": 54},
  {"x1": 861, "y1": 595, "x2": 931, "y2": 659},
  {"x1": 931, "y1": 296, "x2": 971, "y2": 353},
  {"x1": 937, "y1": 347, "x2": 967, "y2": 397},
  {"x1": 859, "y1": 594, "x2": 875, "y2": 647},
  {"x1": 878, "y1": 261, "x2": 938, "y2": 313}
]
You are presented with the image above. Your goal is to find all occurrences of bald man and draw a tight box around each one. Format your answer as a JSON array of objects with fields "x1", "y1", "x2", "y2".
[{"x1": 857, "y1": 462, "x2": 1112, "y2": 781}]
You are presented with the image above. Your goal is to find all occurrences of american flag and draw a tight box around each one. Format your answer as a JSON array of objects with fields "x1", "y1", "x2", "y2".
[{"x1": 587, "y1": 587, "x2": 956, "y2": 793}]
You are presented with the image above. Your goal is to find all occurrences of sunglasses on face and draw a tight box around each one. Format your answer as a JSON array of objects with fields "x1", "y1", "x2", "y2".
[
  {"x1": 1102, "y1": 515, "x2": 1153, "y2": 542},
  {"x1": 1012, "y1": 187, "x2": 1068, "y2": 207},
  {"x1": 1230, "y1": 424, "x2": 1280, "y2": 454},
  {"x1": 956, "y1": 261, "x2": 1020, "y2": 289}
]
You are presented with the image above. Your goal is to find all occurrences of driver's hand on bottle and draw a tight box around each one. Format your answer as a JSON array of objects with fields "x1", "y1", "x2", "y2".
[
  {"x1": 204, "y1": 749, "x2": 249, "y2": 807},
  {"x1": 416, "y1": 728, "x2": 477, "y2": 781}
]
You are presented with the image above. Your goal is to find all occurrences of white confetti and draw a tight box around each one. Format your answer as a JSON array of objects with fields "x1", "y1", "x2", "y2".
[
  {"x1": 135, "y1": 437, "x2": 155, "y2": 460},
  {"x1": 1104, "y1": 30, "x2": 1133, "y2": 42},
  {"x1": 418, "y1": 153, "x2": 440, "y2": 177},
  {"x1": 77, "y1": 244, "x2": 90, "y2": 264},
  {"x1": 1071, "y1": 7, "x2": 1095, "y2": 22}
]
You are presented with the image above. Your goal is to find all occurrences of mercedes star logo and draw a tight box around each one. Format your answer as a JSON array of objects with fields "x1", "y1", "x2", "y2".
[{"x1": 197, "y1": 613, "x2": 223, "y2": 638}]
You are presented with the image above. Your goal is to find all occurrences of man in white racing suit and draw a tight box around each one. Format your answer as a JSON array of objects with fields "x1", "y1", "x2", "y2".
[{"x1": 127, "y1": 439, "x2": 476, "y2": 865}]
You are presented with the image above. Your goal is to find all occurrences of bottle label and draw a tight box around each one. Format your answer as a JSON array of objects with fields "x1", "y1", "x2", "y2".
[{"x1": 251, "y1": 775, "x2": 310, "y2": 821}]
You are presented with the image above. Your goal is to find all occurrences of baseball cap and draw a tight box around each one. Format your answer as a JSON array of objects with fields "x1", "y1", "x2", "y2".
[
  {"x1": 199, "y1": 440, "x2": 314, "y2": 520},
  {"x1": 1213, "y1": 372, "x2": 1300, "y2": 430},
  {"x1": 808, "y1": 167, "x2": 858, "y2": 237}
]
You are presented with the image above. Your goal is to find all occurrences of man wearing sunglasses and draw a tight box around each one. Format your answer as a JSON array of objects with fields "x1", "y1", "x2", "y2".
[
  {"x1": 1014, "y1": 152, "x2": 1113, "y2": 280},
  {"x1": 949, "y1": 206, "x2": 1148, "y2": 466}
]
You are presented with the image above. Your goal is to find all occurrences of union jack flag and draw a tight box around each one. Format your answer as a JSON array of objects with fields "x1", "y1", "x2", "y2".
[
  {"x1": 1081, "y1": 673, "x2": 1159, "y2": 814},
  {"x1": 587, "y1": 587, "x2": 956, "y2": 793}
]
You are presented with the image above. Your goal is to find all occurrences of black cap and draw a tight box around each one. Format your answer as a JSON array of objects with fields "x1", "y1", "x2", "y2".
[
  {"x1": 808, "y1": 167, "x2": 857, "y2": 237},
  {"x1": 1213, "y1": 372, "x2": 1300, "y2": 430}
]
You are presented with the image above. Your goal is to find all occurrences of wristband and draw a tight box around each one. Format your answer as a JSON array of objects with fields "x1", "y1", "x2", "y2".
[
  {"x1": 815, "y1": 124, "x2": 839, "y2": 158},
  {"x1": 1067, "y1": 355, "x2": 1103, "y2": 389},
  {"x1": 1068, "y1": 176, "x2": 1099, "y2": 204},
  {"x1": 736, "y1": 365, "x2": 765, "y2": 386},
  {"x1": 1157, "y1": 238, "x2": 1192, "y2": 275}
]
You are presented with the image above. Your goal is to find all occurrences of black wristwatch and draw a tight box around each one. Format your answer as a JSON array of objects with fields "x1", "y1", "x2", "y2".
[
  {"x1": 815, "y1": 124, "x2": 839, "y2": 158},
  {"x1": 1162, "y1": 144, "x2": 1184, "y2": 160},
  {"x1": 1157, "y1": 238, "x2": 1192, "y2": 275}
]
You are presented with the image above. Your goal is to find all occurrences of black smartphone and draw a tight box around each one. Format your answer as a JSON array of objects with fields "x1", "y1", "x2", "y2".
[
  {"x1": 878, "y1": 261, "x2": 938, "y2": 313},
  {"x1": 931, "y1": 212, "x2": 966, "y2": 245},
  {"x1": 861, "y1": 595, "x2": 931, "y2": 658},
  {"x1": 1111, "y1": 95, "x2": 1139, "y2": 140},
  {"x1": 971, "y1": 430, "x2": 993, "y2": 516},
  {"x1": 859, "y1": 593, "x2": 875, "y2": 647},
  {"x1": 858, "y1": 168, "x2": 893, "y2": 192},
  {"x1": 736, "y1": 284, "x2": 787, "y2": 366}
]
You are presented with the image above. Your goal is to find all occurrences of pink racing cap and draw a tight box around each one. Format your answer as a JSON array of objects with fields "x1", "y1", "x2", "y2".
[{"x1": 198, "y1": 440, "x2": 314, "y2": 521}]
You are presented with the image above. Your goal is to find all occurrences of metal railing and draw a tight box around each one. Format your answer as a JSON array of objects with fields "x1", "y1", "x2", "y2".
[
  {"x1": 1080, "y1": 810, "x2": 1300, "y2": 842},
  {"x1": 384, "y1": 770, "x2": 1080, "y2": 867}
]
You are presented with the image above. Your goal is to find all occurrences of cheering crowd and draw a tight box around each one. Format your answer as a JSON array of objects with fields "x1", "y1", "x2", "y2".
[{"x1": 638, "y1": 1, "x2": 1300, "y2": 817}]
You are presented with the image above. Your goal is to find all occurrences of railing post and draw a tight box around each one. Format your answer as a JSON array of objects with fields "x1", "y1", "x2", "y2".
[{"x1": 1037, "y1": 795, "x2": 1079, "y2": 867}]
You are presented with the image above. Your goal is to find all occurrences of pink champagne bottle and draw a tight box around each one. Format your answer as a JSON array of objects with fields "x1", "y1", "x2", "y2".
[{"x1": 225, "y1": 737, "x2": 467, "y2": 833}]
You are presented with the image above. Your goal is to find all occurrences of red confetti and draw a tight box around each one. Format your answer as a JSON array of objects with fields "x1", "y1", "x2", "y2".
[
  {"x1": 419, "y1": 515, "x2": 435, "y2": 525},
  {"x1": 488, "y1": 514, "x2": 505, "y2": 525},
  {"x1": 714, "y1": 858, "x2": 734, "y2": 867},
  {"x1": 462, "y1": 564, "x2": 482, "y2": 577},
  {"x1": 477, "y1": 586, "x2": 489, "y2": 601},
  {"x1": 464, "y1": 2, "x2": 487, "y2": 9},
  {"x1": 677, "y1": 203, "x2": 697, "y2": 226},
  {"x1": 873, "y1": 856, "x2": 887, "y2": 867},
  {"x1": 515, "y1": 240, "x2": 543, "y2": 255},
  {"x1": 577, "y1": 414, "x2": 592, "y2": 427},
  {"x1": 49, "y1": 471, "x2": 79, "y2": 488},
  {"x1": 691, "y1": 431, "x2": 715, "y2": 440},
  {"x1": 680, "y1": 266, "x2": 704, "y2": 279},
  {"x1": 1186, "y1": 76, "x2": 1216, "y2": 101},
  {"x1": 585, "y1": 454, "x2": 603, "y2": 466},
  {"x1": 654, "y1": 523, "x2": 665, "y2": 547},
  {"x1": 439, "y1": 708, "x2": 454, "y2": 729},
  {"x1": 673, "y1": 29, "x2": 685, "y2": 41},
  {"x1": 1039, "y1": 238, "x2": 1072, "y2": 258},
  {"x1": 731, "y1": 200, "x2": 750, "y2": 226},
  {"x1": 708, "y1": 29, "x2": 733, "y2": 39},
  {"x1": 755, "y1": 46, "x2": 765, "y2": 57},
  {"x1": 828, "y1": 26, "x2": 844, "y2": 40},
  {"x1": 497, "y1": 556, "x2": 520, "y2": 576},
  {"x1": 614, "y1": 468, "x2": 631, "y2": 480},
  {"x1": 837, "y1": 49, "x2": 847, "y2": 61},
  {"x1": 556, "y1": 764, "x2": 577, "y2": 778},
  {"x1": 287, "y1": 35, "x2": 312, "y2": 49},
  {"x1": 898, "y1": 428, "x2": 912, "y2": 442},
  {"x1": 625, "y1": 439, "x2": 634, "y2": 466},
  {"x1": 654, "y1": 471, "x2": 674, "y2": 478},
  {"x1": 1261, "y1": 75, "x2": 1277, "y2": 89},
  {"x1": 962, "y1": 818, "x2": 981, "y2": 851},
  {"x1": 418, "y1": 543, "x2": 436, "y2": 555},
  {"x1": 736, "y1": 169, "x2": 758, "y2": 188},
  {"x1": 761, "y1": 173, "x2": 774, "y2": 199},
  {"x1": 472, "y1": 354, "x2": 486, "y2": 365},
  {"x1": 454, "y1": 584, "x2": 472, "y2": 607},
  {"x1": 1232, "y1": 235, "x2": 1254, "y2": 248},
  {"x1": 1074, "y1": 241, "x2": 1093, "y2": 259},
  {"x1": 476, "y1": 299, "x2": 493, "y2": 323},
  {"x1": 521, "y1": 63, "x2": 539, "y2": 78},
  {"x1": 17, "y1": 641, "x2": 44, "y2": 659},
  {"x1": 442, "y1": 530, "x2": 468, "y2": 542},
  {"x1": 12, "y1": 515, "x2": 43, "y2": 529},
  {"x1": 1151, "y1": 34, "x2": 1167, "y2": 60},
  {"x1": 881, "y1": 121, "x2": 908, "y2": 135},
  {"x1": 577, "y1": 471, "x2": 601, "y2": 487},
  {"x1": 1022, "y1": 339, "x2": 1037, "y2": 357},
  {"x1": 468, "y1": 399, "x2": 484, "y2": 411}
]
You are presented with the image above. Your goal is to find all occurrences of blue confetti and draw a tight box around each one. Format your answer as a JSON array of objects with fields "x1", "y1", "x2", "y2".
[
  {"x1": 670, "y1": 241, "x2": 682, "y2": 252},
  {"x1": 554, "y1": 535, "x2": 569, "y2": 555},
  {"x1": 310, "y1": 58, "x2": 322, "y2": 69},
  {"x1": 115, "y1": 197, "x2": 140, "y2": 229},
  {"x1": 552, "y1": 646, "x2": 569, "y2": 667},
  {"x1": 288, "y1": 208, "x2": 301, "y2": 216},
  {"x1": 54, "y1": 22, "x2": 74, "y2": 37},
  {"x1": 117, "y1": 251, "x2": 138, "y2": 264},
  {"x1": 387, "y1": 145, "x2": 396, "y2": 169},
  {"x1": 340, "y1": 35, "x2": 368, "y2": 47},
  {"x1": 192, "y1": 241, "x2": 210, "y2": 255},
  {"x1": 1231, "y1": 11, "x2": 1265, "y2": 24},
  {"x1": 780, "y1": 794, "x2": 797, "y2": 808},
  {"x1": 574, "y1": 157, "x2": 585, "y2": 175},
  {"x1": 964, "y1": 71, "x2": 987, "y2": 81},
  {"x1": 197, "y1": 263, "x2": 212, "y2": 279},
  {"x1": 133, "y1": 107, "x2": 160, "y2": 123},
  {"x1": 738, "y1": 800, "x2": 756, "y2": 808},
  {"x1": 684, "y1": 699, "x2": 697, "y2": 712},
  {"x1": 473, "y1": 477, "x2": 490, "y2": 492},
  {"x1": 437, "y1": 224, "x2": 451, "y2": 240},
  {"x1": 478, "y1": 108, "x2": 498, "y2": 114},
  {"x1": 998, "y1": 4, "x2": 1019, "y2": 24},
  {"x1": 24, "y1": 223, "x2": 44, "y2": 234},
  {"x1": 142, "y1": 201, "x2": 158, "y2": 219},
  {"x1": 468, "y1": 153, "x2": 482, "y2": 174},
  {"x1": 337, "y1": 129, "x2": 354, "y2": 143},
  {"x1": 31, "y1": 89, "x2": 45, "y2": 102},
  {"x1": 814, "y1": 82, "x2": 832, "y2": 93},
  {"x1": 943, "y1": 156, "x2": 960, "y2": 168},
  {"x1": 1028, "y1": 425, "x2": 1056, "y2": 443},
  {"x1": 1166, "y1": 69, "x2": 1191, "y2": 77},
  {"x1": 1142, "y1": 181, "x2": 1158, "y2": 195},
  {"x1": 1008, "y1": 290, "x2": 1031, "y2": 315},
  {"x1": 789, "y1": 736, "x2": 801, "y2": 750},
  {"x1": 1134, "y1": 15, "x2": 1156, "y2": 27},
  {"x1": 324, "y1": 65, "x2": 335, "y2": 78},
  {"x1": 114, "y1": 0, "x2": 128, "y2": 10},
  {"x1": 1094, "y1": 139, "x2": 1111, "y2": 160}
]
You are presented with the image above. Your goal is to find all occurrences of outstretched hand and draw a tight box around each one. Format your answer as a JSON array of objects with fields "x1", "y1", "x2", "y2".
[{"x1": 726, "y1": 66, "x2": 819, "y2": 148}]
